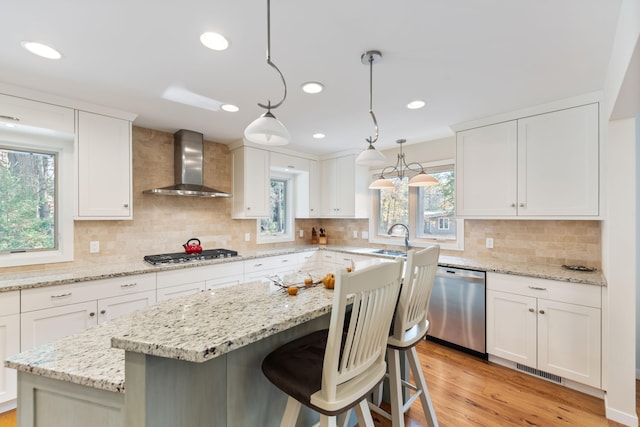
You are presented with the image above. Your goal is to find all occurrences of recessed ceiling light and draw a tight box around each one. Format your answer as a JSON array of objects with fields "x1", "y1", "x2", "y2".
[
  {"x1": 21, "y1": 41, "x2": 62, "y2": 59},
  {"x1": 407, "y1": 100, "x2": 426, "y2": 110},
  {"x1": 302, "y1": 82, "x2": 324, "y2": 94},
  {"x1": 200, "y1": 32, "x2": 229, "y2": 51},
  {"x1": 313, "y1": 133, "x2": 325, "y2": 139},
  {"x1": 221, "y1": 104, "x2": 239, "y2": 112},
  {"x1": 3, "y1": 123, "x2": 16, "y2": 128}
]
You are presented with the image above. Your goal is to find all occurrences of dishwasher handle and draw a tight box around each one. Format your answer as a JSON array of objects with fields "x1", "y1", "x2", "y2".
[{"x1": 437, "y1": 267, "x2": 486, "y2": 282}]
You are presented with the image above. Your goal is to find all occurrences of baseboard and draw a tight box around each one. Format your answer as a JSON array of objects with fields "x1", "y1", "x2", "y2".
[
  {"x1": 605, "y1": 394, "x2": 639, "y2": 427},
  {"x1": 0, "y1": 399, "x2": 16, "y2": 414}
]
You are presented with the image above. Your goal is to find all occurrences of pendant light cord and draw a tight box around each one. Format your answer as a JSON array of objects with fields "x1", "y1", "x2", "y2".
[
  {"x1": 258, "y1": 0, "x2": 287, "y2": 111},
  {"x1": 366, "y1": 53, "x2": 379, "y2": 145}
]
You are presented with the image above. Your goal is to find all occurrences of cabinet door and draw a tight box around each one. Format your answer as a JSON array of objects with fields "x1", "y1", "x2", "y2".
[
  {"x1": 0, "y1": 94, "x2": 74, "y2": 134},
  {"x1": 21, "y1": 301, "x2": 98, "y2": 351},
  {"x1": 308, "y1": 160, "x2": 320, "y2": 217},
  {"x1": 456, "y1": 121, "x2": 518, "y2": 217},
  {"x1": 335, "y1": 155, "x2": 355, "y2": 216},
  {"x1": 320, "y1": 158, "x2": 338, "y2": 216},
  {"x1": 232, "y1": 146, "x2": 270, "y2": 218},
  {"x1": 157, "y1": 282, "x2": 205, "y2": 301},
  {"x1": 97, "y1": 290, "x2": 156, "y2": 323},
  {"x1": 486, "y1": 290, "x2": 537, "y2": 366},
  {"x1": 206, "y1": 277, "x2": 241, "y2": 290},
  {"x1": 0, "y1": 314, "x2": 19, "y2": 405},
  {"x1": 537, "y1": 298, "x2": 601, "y2": 388},
  {"x1": 517, "y1": 104, "x2": 599, "y2": 216},
  {"x1": 76, "y1": 111, "x2": 132, "y2": 219}
]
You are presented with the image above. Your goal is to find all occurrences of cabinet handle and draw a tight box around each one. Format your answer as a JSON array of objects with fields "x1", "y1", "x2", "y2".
[
  {"x1": 539, "y1": 309, "x2": 545, "y2": 315},
  {"x1": 89, "y1": 312, "x2": 96, "y2": 317},
  {"x1": 254, "y1": 263, "x2": 263, "y2": 267},
  {"x1": 281, "y1": 259, "x2": 288, "y2": 263},
  {"x1": 0, "y1": 115, "x2": 20, "y2": 122},
  {"x1": 528, "y1": 308, "x2": 535, "y2": 313},
  {"x1": 100, "y1": 310, "x2": 106, "y2": 315},
  {"x1": 310, "y1": 208, "x2": 314, "y2": 212},
  {"x1": 124, "y1": 203, "x2": 129, "y2": 208},
  {"x1": 51, "y1": 292, "x2": 72, "y2": 299},
  {"x1": 287, "y1": 165, "x2": 295, "y2": 169},
  {"x1": 528, "y1": 286, "x2": 547, "y2": 291},
  {"x1": 121, "y1": 283, "x2": 137, "y2": 288},
  {"x1": 519, "y1": 203, "x2": 525, "y2": 207},
  {"x1": 247, "y1": 207, "x2": 251, "y2": 210},
  {"x1": 511, "y1": 203, "x2": 516, "y2": 208}
]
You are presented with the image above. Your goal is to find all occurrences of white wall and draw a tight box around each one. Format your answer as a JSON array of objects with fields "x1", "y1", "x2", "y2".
[{"x1": 602, "y1": 0, "x2": 640, "y2": 425}]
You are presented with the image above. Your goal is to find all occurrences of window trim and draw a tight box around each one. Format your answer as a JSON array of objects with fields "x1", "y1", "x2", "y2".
[
  {"x1": 256, "y1": 172, "x2": 295, "y2": 244},
  {"x1": 368, "y1": 158, "x2": 464, "y2": 251},
  {"x1": 0, "y1": 131, "x2": 74, "y2": 267}
]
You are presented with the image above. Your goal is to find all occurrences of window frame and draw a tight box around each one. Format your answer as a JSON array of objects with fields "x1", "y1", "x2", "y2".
[
  {"x1": 256, "y1": 172, "x2": 295, "y2": 244},
  {"x1": 368, "y1": 158, "x2": 464, "y2": 251},
  {"x1": 0, "y1": 130, "x2": 74, "y2": 267}
]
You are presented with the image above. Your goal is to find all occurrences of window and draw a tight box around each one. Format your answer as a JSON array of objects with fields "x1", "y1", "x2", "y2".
[
  {"x1": 257, "y1": 175, "x2": 294, "y2": 243},
  {"x1": 371, "y1": 160, "x2": 464, "y2": 251},
  {"x1": 0, "y1": 133, "x2": 74, "y2": 267}
]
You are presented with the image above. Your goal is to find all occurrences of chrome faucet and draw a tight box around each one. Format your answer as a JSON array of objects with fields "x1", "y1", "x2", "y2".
[{"x1": 387, "y1": 223, "x2": 410, "y2": 254}]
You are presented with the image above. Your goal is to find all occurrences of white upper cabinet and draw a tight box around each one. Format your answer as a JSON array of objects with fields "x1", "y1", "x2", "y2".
[
  {"x1": 0, "y1": 93, "x2": 74, "y2": 135},
  {"x1": 76, "y1": 111, "x2": 132, "y2": 219},
  {"x1": 320, "y1": 154, "x2": 369, "y2": 218},
  {"x1": 270, "y1": 152, "x2": 309, "y2": 172},
  {"x1": 232, "y1": 146, "x2": 270, "y2": 218},
  {"x1": 456, "y1": 103, "x2": 600, "y2": 218}
]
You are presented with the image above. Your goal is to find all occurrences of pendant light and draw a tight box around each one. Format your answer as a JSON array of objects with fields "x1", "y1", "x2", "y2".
[
  {"x1": 355, "y1": 51, "x2": 387, "y2": 166},
  {"x1": 369, "y1": 139, "x2": 439, "y2": 189},
  {"x1": 244, "y1": 0, "x2": 290, "y2": 146}
]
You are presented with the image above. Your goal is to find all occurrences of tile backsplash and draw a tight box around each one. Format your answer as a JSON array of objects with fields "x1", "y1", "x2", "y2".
[{"x1": 1, "y1": 126, "x2": 601, "y2": 274}]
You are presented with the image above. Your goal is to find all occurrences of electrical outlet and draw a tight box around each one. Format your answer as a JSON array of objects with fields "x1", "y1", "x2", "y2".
[
  {"x1": 299, "y1": 230, "x2": 304, "y2": 238},
  {"x1": 361, "y1": 231, "x2": 369, "y2": 239},
  {"x1": 89, "y1": 241, "x2": 100, "y2": 253},
  {"x1": 486, "y1": 237, "x2": 494, "y2": 249},
  {"x1": 352, "y1": 230, "x2": 358, "y2": 239},
  {"x1": 245, "y1": 233, "x2": 251, "y2": 242}
]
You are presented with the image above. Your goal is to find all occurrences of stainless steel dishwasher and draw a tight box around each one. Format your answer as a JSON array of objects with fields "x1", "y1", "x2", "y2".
[{"x1": 426, "y1": 266, "x2": 486, "y2": 358}]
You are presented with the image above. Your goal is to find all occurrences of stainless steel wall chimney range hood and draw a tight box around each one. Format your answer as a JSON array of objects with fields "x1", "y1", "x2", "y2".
[{"x1": 143, "y1": 129, "x2": 232, "y2": 197}]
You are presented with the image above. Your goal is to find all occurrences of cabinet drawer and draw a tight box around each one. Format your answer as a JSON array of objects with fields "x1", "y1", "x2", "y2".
[
  {"x1": 0, "y1": 291, "x2": 20, "y2": 315},
  {"x1": 487, "y1": 272, "x2": 601, "y2": 308},
  {"x1": 243, "y1": 255, "x2": 296, "y2": 275},
  {"x1": 157, "y1": 262, "x2": 243, "y2": 289},
  {"x1": 0, "y1": 94, "x2": 74, "y2": 134},
  {"x1": 21, "y1": 273, "x2": 156, "y2": 312}
]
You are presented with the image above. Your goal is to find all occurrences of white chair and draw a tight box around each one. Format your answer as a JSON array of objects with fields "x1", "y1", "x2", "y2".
[
  {"x1": 370, "y1": 246, "x2": 440, "y2": 427},
  {"x1": 262, "y1": 259, "x2": 404, "y2": 427}
]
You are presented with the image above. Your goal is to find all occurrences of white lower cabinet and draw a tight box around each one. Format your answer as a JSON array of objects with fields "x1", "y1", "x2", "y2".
[
  {"x1": 20, "y1": 273, "x2": 156, "y2": 351},
  {"x1": 243, "y1": 254, "x2": 298, "y2": 282},
  {"x1": 156, "y1": 262, "x2": 244, "y2": 300},
  {"x1": 486, "y1": 272, "x2": 601, "y2": 389},
  {"x1": 0, "y1": 291, "x2": 20, "y2": 409}
]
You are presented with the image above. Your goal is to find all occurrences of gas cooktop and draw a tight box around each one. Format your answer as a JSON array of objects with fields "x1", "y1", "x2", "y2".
[{"x1": 144, "y1": 249, "x2": 238, "y2": 265}]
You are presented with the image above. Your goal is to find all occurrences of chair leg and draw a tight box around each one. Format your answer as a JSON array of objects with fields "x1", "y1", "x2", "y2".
[
  {"x1": 371, "y1": 380, "x2": 383, "y2": 406},
  {"x1": 280, "y1": 397, "x2": 302, "y2": 427},
  {"x1": 407, "y1": 346, "x2": 438, "y2": 427},
  {"x1": 387, "y1": 347, "x2": 405, "y2": 427},
  {"x1": 319, "y1": 415, "x2": 339, "y2": 427},
  {"x1": 353, "y1": 399, "x2": 375, "y2": 427}
]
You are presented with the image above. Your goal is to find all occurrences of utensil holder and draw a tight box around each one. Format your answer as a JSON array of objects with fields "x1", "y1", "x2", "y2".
[{"x1": 319, "y1": 236, "x2": 327, "y2": 245}]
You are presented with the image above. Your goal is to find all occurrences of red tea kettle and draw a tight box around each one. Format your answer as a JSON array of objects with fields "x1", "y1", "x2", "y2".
[{"x1": 183, "y1": 238, "x2": 203, "y2": 254}]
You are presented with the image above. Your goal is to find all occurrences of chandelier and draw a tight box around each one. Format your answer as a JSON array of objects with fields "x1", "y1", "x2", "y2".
[{"x1": 369, "y1": 139, "x2": 438, "y2": 189}]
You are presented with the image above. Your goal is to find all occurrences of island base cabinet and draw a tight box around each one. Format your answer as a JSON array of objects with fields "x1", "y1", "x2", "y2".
[
  {"x1": 487, "y1": 289, "x2": 601, "y2": 389},
  {"x1": 17, "y1": 372, "x2": 124, "y2": 427}
]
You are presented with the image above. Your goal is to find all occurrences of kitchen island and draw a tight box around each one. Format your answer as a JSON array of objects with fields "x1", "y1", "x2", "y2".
[{"x1": 6, "y1": 268, "x2": 358, "y2": 427}]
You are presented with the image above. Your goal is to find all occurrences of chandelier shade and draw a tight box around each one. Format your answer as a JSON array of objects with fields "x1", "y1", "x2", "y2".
[
  {"x1": 368, "y1": 139, "x2": 439, "y2": 189},
  {"x1": 355, "y1": 50, "x2": 385, "y2": 166}
]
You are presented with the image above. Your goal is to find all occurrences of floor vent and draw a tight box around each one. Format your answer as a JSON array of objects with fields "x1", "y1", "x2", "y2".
[{"x1": 516, "y1": 364, "x2": 562, "y2": 384}]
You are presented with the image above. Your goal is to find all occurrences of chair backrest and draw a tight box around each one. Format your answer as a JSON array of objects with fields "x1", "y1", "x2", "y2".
[
  {"x1": 391, "y1": 246, "x2": 440, "y2": 343},
  {"x1": 312, "y1": 260, "x2": 403, "y2": 410}
]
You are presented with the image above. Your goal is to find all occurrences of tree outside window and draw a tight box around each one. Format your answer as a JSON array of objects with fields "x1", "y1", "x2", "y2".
[
  {"x1": 260, "y1": 178, "x2": 288, "y2": 236},
  {"x1": 0, "y1": 147, "x2": 56, "y2": 252}
]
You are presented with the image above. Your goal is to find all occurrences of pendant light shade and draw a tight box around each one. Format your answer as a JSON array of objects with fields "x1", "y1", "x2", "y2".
[
  {"x1": 369, "y1": 177, "x2": 395, "y2": 189},
  {"x1": 408, "y1": 172, "x2": 438, "y2": 187},
  {"x1": 244, "y1": 0, "x2": 290, "y2": 145},
  {"x1": 356, "y1": 142, "x2": 387, "y2": 166},
  {"x1": 244, "y1": 111, "x2": 290, "y2": 145}
]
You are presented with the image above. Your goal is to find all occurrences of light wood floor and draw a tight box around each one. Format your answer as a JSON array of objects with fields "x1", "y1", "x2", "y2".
[{"x1": 0, "y1": 340, "x2": 637, "y2": 427}]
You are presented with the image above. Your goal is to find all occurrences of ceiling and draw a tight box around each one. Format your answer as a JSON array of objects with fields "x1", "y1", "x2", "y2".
[{"x1": 0, "y1": 0, "x2": 622, "y2": 155}]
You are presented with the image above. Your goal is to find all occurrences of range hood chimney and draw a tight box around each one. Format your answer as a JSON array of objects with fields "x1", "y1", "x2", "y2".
[{"x1": 143, "y1": 129, "x2": 232, "y2": 197}]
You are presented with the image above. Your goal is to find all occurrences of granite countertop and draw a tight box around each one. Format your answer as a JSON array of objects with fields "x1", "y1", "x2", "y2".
[
  {"x1": 0, "y1": 245, "x2": 605, "y2": 292},
  {"x1": 4, "y1": 267, "x2": 353, "y2": 393}
]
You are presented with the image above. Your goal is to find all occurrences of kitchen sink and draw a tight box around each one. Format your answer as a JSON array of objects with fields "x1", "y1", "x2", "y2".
[{"x1": 371, "y1": 249, "x2": 407, "y2": 257}]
